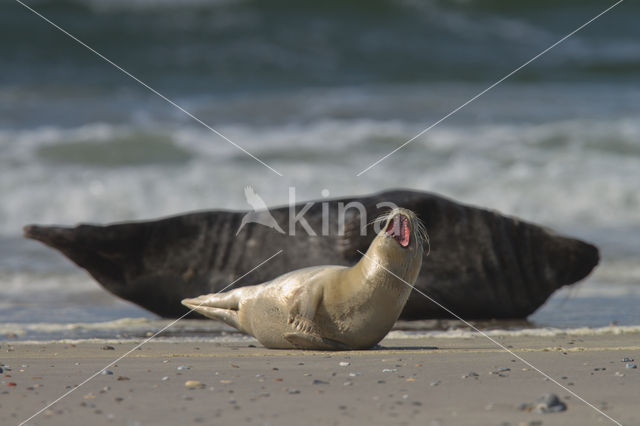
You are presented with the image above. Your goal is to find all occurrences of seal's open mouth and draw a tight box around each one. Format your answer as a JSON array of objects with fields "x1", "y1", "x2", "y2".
[{"x1": 385, "y1": 214, "x2": 410, "y2": 247}]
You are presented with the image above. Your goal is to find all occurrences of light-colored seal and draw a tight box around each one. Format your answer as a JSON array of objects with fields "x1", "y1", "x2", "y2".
[{"x1": 181, "y1": 208, "x2": 425, "y2": 350}]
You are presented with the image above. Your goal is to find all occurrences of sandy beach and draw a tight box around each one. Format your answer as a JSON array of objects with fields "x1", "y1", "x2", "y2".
[{"x1": 2, "y1": 329, "x2": 638, "y2": 426}]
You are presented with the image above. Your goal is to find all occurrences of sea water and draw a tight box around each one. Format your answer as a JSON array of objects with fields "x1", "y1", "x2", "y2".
[{"x1": 1, "y1": 0, "x2": 639, "y2": 340}]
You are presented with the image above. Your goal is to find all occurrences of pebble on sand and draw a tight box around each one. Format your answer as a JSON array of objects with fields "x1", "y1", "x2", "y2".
[
  {"x1": 490, "y1": 368, "x2": 511, "y2": 376},
  {"x1": 185, "y1": 380, "x2": 202, "y2": 388},
  {"x1": 520, "y1": 393, "x2": 567, "y2": 414}
]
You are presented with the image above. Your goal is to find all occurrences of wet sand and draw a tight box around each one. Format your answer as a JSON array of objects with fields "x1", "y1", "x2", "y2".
[{"x1": 2, "y1": 331, "x2": 639, "y2": 426}]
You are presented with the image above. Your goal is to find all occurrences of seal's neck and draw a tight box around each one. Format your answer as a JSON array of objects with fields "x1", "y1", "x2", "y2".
[{"x1": 349, "y1": 239, "x2": 422, "y2": 296}]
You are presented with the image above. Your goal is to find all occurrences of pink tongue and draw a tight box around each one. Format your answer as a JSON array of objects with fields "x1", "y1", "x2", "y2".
[
  {"x1": 385, "y1": 215, "x2": 410, "y2": 247},
  {"x1": 400, "y1": 216, "x2": 410, "y2": 247}
]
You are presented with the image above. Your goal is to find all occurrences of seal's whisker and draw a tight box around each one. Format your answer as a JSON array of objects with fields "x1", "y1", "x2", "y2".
[
  {"x1": 368, "y1": 211, "x2": 393, "y2": 228},
  {"x1": 413, "y1": 219, "x2": 431, "y2": 256}
]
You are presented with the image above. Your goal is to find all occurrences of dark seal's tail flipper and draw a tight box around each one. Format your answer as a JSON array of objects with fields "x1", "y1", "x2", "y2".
[
  {"x1": 23, "y1": 210, "x2": 292, "y2": 319},
  {"x1": 23, "y1": 215, "x2": 235, "y2": 318}
]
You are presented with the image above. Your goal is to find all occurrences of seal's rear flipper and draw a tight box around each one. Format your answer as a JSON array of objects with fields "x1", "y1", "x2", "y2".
[
  {"x1": 283, "y1": 332, "x2": 350, "y2": 351},
  {"x1": 181, "y1": 292, "x2": 241, "y2": 310},
  {"x1": 181, "y1": 298, "x2": 242, "y2": 330}
]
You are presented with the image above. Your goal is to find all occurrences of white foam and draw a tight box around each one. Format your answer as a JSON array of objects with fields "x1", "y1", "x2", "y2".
[
  {"x1": 0, "y1": 318, "x2": 235, "y2": 339},
  {"x1": 4, "y1": 116, "x2": 639, "y2": 236},
  {"x1": 5, "y1": 322, "x2": 640, "y2": 344},
  {"x1": 387, "y1": 325, "x2": 640, "y2": 340}
]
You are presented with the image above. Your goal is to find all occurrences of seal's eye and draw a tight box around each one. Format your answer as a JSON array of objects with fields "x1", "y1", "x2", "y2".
[{"x1": 385, "y1": 214, "x2": 410, "y2": 247}]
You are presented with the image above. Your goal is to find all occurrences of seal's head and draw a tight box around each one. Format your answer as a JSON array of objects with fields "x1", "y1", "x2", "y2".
[
  {"x1": 377, "y1": 208, "x2": 426, "y2": 250},
  {"x1": 362, "y1": 208, "x2": 427, "y2": 285}
]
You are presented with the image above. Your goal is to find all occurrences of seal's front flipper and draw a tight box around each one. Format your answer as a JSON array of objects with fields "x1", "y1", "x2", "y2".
[
  {"x1": 284, "y1": 332, "x2": 350, "y2": 351},
  {"x1": 287, "y1": 283, "x2": 324, "y2": 325}
]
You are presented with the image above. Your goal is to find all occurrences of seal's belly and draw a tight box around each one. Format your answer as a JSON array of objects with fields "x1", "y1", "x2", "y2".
[{"x1": 239, "y1": 298, "x2": 297, "y2": 349}]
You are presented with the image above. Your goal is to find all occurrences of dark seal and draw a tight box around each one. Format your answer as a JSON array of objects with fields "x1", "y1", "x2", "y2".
[{"x1": 23, "y1": 189, "x2": 599, "y2": 320}]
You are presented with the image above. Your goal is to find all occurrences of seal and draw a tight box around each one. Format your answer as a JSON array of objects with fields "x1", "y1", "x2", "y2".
[
  {"x1": 181, "y1": 208, "x2": 425, "y2": 350},
  {"x1": 23, "y1": 189, "x2": 600, "y2": 320}
]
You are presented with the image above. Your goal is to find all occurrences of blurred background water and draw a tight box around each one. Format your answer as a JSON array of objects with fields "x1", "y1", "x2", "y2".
[{"x1": 1, "y1": 0, "x2": 639, "y2": 340}]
